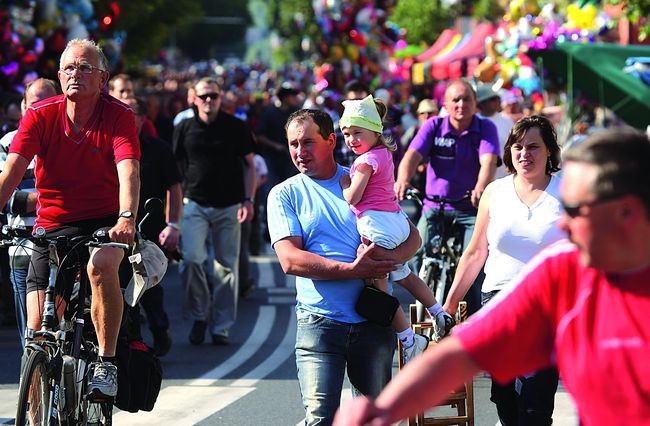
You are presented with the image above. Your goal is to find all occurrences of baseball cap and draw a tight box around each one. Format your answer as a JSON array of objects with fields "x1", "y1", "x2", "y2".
[
  {"x1": 124, "y1": 239, "x2": 169, "y2": 307},
  {"x1": 417, "y1": 99, "x2": 438, "y2": 114},
  {"x1": 476, "y1": 84, "x2": 500, "y2": 103}
]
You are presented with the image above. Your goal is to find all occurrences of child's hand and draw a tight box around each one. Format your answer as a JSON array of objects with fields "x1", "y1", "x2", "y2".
[{"x1": 340, "y1": 173, "x2": 351, "y2": 189}]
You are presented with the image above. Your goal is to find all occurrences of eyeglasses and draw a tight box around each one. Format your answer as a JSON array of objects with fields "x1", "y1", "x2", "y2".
[
  {"x1": 60, "y1": 63, "x2": 104, "y2": 75},
  {"x1": 196, "y1": 92, "x2": 220, "y2": 101},
  {"x1": 561, "y1": 194, "x2": 624, "y2": 218}
]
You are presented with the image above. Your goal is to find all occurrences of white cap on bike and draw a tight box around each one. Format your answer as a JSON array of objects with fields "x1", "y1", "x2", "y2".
[{"x1": 124, "y1": 239, "x2": 168, "y2": 307}]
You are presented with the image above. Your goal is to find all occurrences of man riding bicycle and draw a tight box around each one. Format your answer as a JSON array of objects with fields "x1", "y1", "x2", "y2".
[
  {"x1": 0, "y1": 38, "x2": 140, "y2": 401},
  {"x1": 395, "y1": 80, "x2": 499, "y2": 315}
]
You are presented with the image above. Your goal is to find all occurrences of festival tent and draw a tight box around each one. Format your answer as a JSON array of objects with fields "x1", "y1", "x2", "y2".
[
  {"x1": 416, "y1": 28, "x2": 460, "y2": 62},
  {"x1": 530, "y1": 42, "x2": 650, "y2": 129},
  {"x1": 411, "y1": 31, "x2": 464, "y2": 84},
  {"x1": 429, "y1": 23, "x2": 497, "y2": 81}
]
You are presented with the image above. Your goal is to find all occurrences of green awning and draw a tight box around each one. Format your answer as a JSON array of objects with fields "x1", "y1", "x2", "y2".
[{"x1": 530, "y1": 42, "x2": 650, "y2": 130}]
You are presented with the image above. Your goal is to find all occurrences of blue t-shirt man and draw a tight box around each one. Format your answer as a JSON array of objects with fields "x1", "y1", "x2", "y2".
[
  {"x1": 268, "y1": 109, "x2": 414, "y2": 425},
  {"x1": 268, "y1": 165, "x2": 367, "y2": 323}
]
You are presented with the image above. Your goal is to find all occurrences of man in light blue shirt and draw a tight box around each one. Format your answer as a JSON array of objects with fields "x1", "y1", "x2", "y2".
[{"x1": 267, "y1": 109, "x2": 420, "y2": 425}]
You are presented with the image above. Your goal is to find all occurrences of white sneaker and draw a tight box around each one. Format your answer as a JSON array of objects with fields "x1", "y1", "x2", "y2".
[
  {"x1": 87, "y1": 361, "x2": 118, "y2": 401},
  {"x1": 401, "y1": 334, "x2": 429, "y2": 365},
  {"x1": 432, "y1": 311, "x2": 455, "y2": 342}
]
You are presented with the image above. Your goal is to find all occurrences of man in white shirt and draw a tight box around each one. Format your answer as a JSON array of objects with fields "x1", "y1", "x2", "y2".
[{"x1": 476, "y1": 84, "x2": 514, "y2": 178}]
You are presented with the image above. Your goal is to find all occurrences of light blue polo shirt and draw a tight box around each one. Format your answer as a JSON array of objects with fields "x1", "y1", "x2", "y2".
[{"x1": 267, "y1": 165, "x2": 367, "y2": 323}]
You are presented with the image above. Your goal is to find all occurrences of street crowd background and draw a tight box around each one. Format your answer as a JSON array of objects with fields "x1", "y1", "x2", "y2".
[{"x1": 0, "y1": 0, "x2": 649, "y2": 374}]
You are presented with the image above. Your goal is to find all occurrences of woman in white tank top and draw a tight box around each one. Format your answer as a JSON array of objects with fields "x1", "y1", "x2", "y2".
[{"x1": 443, "y1": 115, "x2": 565, "y2": 426}]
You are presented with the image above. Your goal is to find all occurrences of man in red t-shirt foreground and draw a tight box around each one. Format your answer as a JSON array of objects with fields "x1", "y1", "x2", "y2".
[
  {"x1": 334, "y1": 128, "x2": 650, "y2": 426},
  {"x1": 0, "y1": 38, "x2": 140, "y2": 401}
]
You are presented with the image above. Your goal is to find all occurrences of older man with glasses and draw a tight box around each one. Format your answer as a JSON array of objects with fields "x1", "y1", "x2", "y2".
[
  {"x1": 173, "y1": 77, "x2": 256, "y2": 346},
  {"x1": 335, "y1": 128, "x2": 650, "y2": 426},
  {"x1": 0, "y1": 38, "x2": 140, "y2": 400}
]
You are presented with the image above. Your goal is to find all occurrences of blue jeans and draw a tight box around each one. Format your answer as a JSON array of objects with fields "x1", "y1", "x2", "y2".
[
  {"x1": 416, "y1": 208, "x2": 485, "y2": 315},
  {"x1": 181, "y1": 200, "x2": 240, "y2": 335},
  {"x1": 295, "y1": 314, "x2": 396, "y2": 425},
  {"x1": 9, "y1": 266, "x2": 28, "y2": 347}
]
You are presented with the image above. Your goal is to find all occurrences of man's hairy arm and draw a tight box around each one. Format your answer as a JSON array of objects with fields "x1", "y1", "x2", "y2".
[
  {"x1": 110, "y1": 159, "x2": 140, "y2": 246},
  {"x1": 471, "y1": 153, "x2": 497, "y2": 207},
  {"x1": 275, "y1": 236, "x2": 397, "y2": 280},
  {"x1": 395, "y1": 150, "x2": 423, "y2": 200}
]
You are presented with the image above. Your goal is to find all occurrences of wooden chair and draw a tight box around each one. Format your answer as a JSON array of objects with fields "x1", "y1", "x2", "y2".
[{"x1": 397, "y1": 303, "x2": 474, "y2": 426}]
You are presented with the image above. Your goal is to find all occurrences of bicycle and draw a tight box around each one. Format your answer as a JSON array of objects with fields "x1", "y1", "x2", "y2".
[
  {"x1": 403, "y1": 188, "x2": 470, "y2": 324},
  {"x1": 6, "y1": 225, "x2": 130, "y2": 426}
]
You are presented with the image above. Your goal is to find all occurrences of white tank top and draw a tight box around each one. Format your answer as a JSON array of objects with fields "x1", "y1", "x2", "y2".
[{"x1": 482, "y1": 174, "x2": 565, "y2": 293}]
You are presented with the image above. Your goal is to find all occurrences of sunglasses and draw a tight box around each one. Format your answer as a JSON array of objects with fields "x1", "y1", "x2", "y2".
[
  {"x1": 197, "y1": 92, "x2": 220, "y2": 101},
  {"x1": 561, "y1": 194, "x2": 623, "y2": 218}
]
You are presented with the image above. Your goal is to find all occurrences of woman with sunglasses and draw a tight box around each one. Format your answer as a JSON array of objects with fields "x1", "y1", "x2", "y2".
[{"x1": 442, "y1": 114, "x2": 563, "y2": 425}]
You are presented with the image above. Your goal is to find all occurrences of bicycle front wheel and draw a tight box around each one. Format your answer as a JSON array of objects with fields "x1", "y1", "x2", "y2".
[
  {"x1": 433, "y1": 264, "x2": 448, "y2": 305},
  {"x1": 15, "y1": 350, "x2": 51, "y2": 426},
  {"x1": 83, "y1": 400, "x2": 113, "y2": 426}
]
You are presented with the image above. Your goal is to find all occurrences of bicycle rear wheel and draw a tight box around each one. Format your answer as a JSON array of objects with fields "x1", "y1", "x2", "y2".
[{"x1": 15, "y1": 350, "x2": 51, "y2": 426}]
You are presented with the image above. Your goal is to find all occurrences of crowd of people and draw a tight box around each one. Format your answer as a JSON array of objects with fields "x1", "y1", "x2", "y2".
[{"x1": 0, "y1": 36, "x2": 649, "y2": 425}]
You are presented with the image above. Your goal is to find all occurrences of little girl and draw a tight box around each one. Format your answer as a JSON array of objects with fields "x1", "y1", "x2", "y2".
[{"x1": 339, "y1": 95, "x2": 454, "y2": 363}]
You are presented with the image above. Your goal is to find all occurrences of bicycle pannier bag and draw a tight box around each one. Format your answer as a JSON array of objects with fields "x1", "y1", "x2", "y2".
[
  {"x1": 115, "y1": 339, "x2": 162, "y2": 413},
  {"x1": 355, "y1": 285, "x2": 400, "y2": 327}
]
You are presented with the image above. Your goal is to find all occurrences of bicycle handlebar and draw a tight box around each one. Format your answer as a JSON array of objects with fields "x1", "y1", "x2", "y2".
[
  {"x1": 0, "y1": 225, "x2": 130, "y2": 251},
  {"x1": 404, "y1": 188, "x2": 471, "y2": 206}
]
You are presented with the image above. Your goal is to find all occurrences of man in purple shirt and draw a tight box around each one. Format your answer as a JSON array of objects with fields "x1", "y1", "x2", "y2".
[{"x1": 395, "y1": 79, "x2": 499, "y2": 314}]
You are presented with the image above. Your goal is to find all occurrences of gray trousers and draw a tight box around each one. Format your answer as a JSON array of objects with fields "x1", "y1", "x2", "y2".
[{"x1": 181, "y1": 200, "x2": 240, "y2": 335}]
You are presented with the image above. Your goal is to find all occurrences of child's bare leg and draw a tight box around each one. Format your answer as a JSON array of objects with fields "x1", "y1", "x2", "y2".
[
  {"x1": 373, "y1": 277, "x2": 389, "y2": 293},
  {"x1": 392, "y1": 306, "x2": 410, "y2": 334},
  {"x1": 397, "y1": 273, "x2": 437, "y2": 307},
  {"x1": 396, "y1": 273, "x2": 448, "y2": 320}
]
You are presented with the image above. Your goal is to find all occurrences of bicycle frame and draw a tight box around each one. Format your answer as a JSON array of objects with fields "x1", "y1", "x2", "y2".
[
  {"x1": 20, "y1": 236, "x2": 93, "y2": 425},
  {"x1": 9, "y1": 226, "x2": 129, "y2": 426},
  {"x1": 403, "y1": 190, "x2": 469, "y2": 323}
]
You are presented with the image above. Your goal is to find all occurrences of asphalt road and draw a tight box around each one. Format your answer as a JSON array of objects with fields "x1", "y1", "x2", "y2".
[{"x1": 0, "y1": 248, "x2": 578, "y2": 425}]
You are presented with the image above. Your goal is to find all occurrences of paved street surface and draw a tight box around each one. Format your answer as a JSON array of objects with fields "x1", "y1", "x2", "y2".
[{"x1": 0, "y1": 247, "x2": 578, "y2": 425}]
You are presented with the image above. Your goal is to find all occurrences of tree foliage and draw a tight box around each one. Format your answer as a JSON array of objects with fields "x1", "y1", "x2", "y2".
[
  {"x1": 175, "y1": 1, "x2": 252, "y2": 61},
  {"x1": 389, "y1": 0, "x2": 454, "y2": 46},
  {"x1": 606, "y1": 0, "x2": 650, "y2": 40},
  {"x1": 94, "y1": 0, "x2": 202, "y2": 66},
  {"x1": 472, "y1": 0, "x2": 505, "y2": 23},
  {"x1": 266, "y1": 0, "x2": 320, "y2": 62}
]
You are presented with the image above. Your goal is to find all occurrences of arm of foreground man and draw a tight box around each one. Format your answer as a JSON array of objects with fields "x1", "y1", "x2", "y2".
[
  {"x1": 333, "y1": 336, "x2": 480, "y2": 426},
  {"x1": 275, "y1": 236, "x2": 397, "y2": 281}
]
